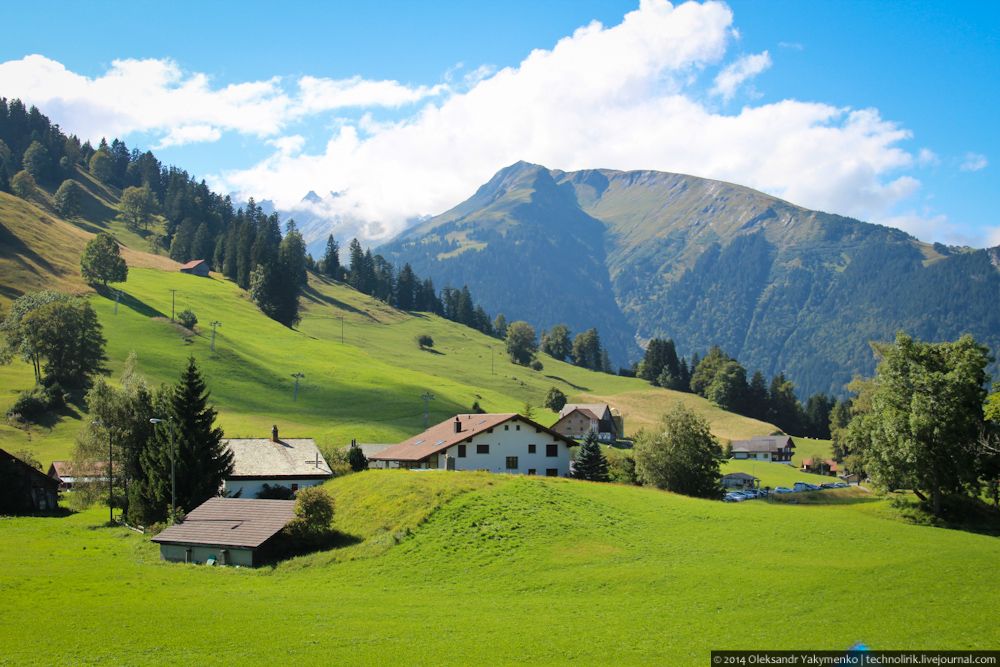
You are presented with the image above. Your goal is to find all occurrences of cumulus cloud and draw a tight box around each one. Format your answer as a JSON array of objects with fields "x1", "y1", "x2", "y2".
[
  {"x1": 0, "y1": 54, "x2": 439, "y2": 147},
  {"x1": 711, "y1": 50, "x2": 771, "y2": 100},
  {"x1": 960, "y1": 152, "x2": 988, "y2": 172}
]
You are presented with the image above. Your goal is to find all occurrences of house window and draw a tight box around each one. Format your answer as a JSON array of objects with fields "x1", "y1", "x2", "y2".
[
  {"x1": 527, "y1": 469, "x2": 536, "y2": 475},
  {"x1": 516, "y1": 424, "x2": 521, "y2": 431},
  {"x1": 504, "y1": 425, "x2": 509, "y2": 431},
  {"x1": 476, "y1": 444, "x2": 490, "y2": 454},
  {"x1": 545, "y1": 469, "x2": 558, "y2": 477},
  {"x1": 528, "y1": 444, "x2": 536, "y2": 454},
  {"x1": 291, "y1": 483, "x2": 299, "y2": 492},
  {"x1": 487, "y1": 428, "x2": 493, "y2": 433},
  {"x1": 506, "y1": 456, "x2": 518, "y2": 470},
  {"x1": 546, "y1": 444, "x2": 558, "y2": 457},
  {"x1": 458, "y1": 444, "x2": 467, "y2": 458}
]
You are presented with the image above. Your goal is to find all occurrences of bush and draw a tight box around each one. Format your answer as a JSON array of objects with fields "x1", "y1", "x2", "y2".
[
  {"x1": 285, "y1": 487, "x2": 334, "y2": 540},
  {"x1": 416, "y1": 334, "x2": 434, "y2": 349},
  {"x1": 530, "y1": 359, "x2": 544, "y2": 371},
  {"x1": 544, "y1": 387, "x2": 567, "y2": 412},
  {"x1": 256, "y1": 483, "x2": 295, "y2": 500},
  {"x1": 6, "y1": 384, "x2": 66, "y2": 422},
  {"x1": 177, "y1": 309, "x2": 197, "y2": 330},
  {"x1": 11, "y1": 170, "x2": 36, "y2": 199}
]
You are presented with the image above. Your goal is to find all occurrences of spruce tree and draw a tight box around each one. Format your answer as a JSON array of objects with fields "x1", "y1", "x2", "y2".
[
  {"x1": 144, "y1": 357, "x2": 232, "y2": 520},
  {"x1": 322, "y1": 235, "x2": 341, "y2": 279},
  {"x1": 572, "y1": 431, "x2": 609, "y2": 482},
  {"x1": 348, "y1": 443, "x2": 368, "y2": 472}
]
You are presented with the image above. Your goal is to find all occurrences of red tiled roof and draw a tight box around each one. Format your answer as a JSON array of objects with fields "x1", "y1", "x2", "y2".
[
  {"x1": 369, "y1": 413, "x2": 575, "y2": 463},
  {"x1": 151, "y1": 498, "x2": 295, "y2": 549},
  {"x1": 180, "y1": 259, "x2": 205, "y2": 269}
]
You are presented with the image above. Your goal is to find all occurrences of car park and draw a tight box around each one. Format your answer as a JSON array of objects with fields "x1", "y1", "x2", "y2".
[{"x1": 773, "y1": 486, "x2": 793, "y2": 494}]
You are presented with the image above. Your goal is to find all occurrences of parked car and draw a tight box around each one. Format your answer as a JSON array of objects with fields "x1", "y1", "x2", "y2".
[
  {"x1": 773, "y1": 486, "x2": 793, "y2": 494},
  {"x1": 833, "y1": 482, "x2": 849, "y2": 488},
  {"x1": 724, "y1": 492, "x2": 745, "y2": 502},
  {"x1": 793, "y1": 482, "x2": 821, "y2": 492}
]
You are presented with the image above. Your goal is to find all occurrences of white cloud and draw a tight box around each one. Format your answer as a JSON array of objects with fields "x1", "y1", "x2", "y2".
[
  {"x1": 155, "y1": 125, "x2": 222, "y2": 149},
  {"x1": 960, "y1": 152, "x2": 988, "y2": 172},
  {"x1": 917, "y1": 148, "x2": 939, "y2": 166},
  {"x1": 711, "y1": 50, "x2": 771, "y2": 101},
  {"x1": 297, "y1": 76, "x2": 446, "y2": 112}
]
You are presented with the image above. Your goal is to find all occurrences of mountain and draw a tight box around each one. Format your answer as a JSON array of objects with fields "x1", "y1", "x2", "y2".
[{"x1": 381, "y1": 161, "x2": 1000, "y2": 396}]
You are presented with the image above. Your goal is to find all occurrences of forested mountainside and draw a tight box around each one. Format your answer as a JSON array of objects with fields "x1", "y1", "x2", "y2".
[{"x1": 381, "y1": 161, "x2": 1000, "y2": 396}]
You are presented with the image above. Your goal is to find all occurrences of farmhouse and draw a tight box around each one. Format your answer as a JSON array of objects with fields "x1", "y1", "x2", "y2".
[
  {"x1": 0, "y1": 448, "x2": 59, "y2": 513},
  {"x1": 152, "y1": 498, "x2": 295, "y2": 566},
  {"x1": 552, "y1": 403, "x2": 620, "y2": 441},
  {"x1": 722, "y1": 472, "x2": 760, "y2": 490},
  {"x1": 731, "y1": 436, "x2": 795, "y2": 462},
  {"x1": 178, "y1": 259, "x2": 210, "y2": 276},
  {"x1": 47, "y1": 460, "x2": 108, "y2": 490},
  {"x1": 223, "y1": 426, "x2": 332, "y2": 498},
  {"x1": 368, "y1": 413, "x2": 575, "y2": 476},
  {"x1": 801, "y1": 458, "x2": 839, "y2": 476}
]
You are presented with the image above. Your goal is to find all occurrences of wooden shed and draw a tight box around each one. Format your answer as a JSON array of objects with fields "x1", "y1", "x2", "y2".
[
  {"x1": 0, "y1": 448, "x2": 60, "y2": 514},
  {"x1": 179, "y1": 259, "x2": 210, "y2": 277}
]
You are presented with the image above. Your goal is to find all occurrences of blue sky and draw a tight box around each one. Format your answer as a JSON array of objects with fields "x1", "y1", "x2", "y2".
[{"x1": 1, "y1": 1, "x2": 996, "y2": 246}]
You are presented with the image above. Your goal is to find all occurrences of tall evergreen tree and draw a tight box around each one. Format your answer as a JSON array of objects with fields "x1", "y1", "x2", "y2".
[
  {"x1": 322, "y1": 235, "x2": 341, "y2": 279},
  {"x1": 572, "y1": 431, "x2": 610, "y2": 482}
]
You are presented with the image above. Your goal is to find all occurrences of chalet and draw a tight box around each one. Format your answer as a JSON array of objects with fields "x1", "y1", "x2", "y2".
[
  {"x1": 152, "y1": 498, "x2": 295, "y2": 566},
  {"x1": 223, "y1": 426, "x2": 332, "y2": 498},
  {"x1": 178, "y1": 259, "x2": 210, "y2": 277},
  {"x1": 722, "y1": 472, "x2": 760, "y2": 489},
  {"x1": 552, "y1": 403, "x2": 621, "y2": 441},
  {"x1": 0, "y1": 448, "x2": 59, "y2": 514},
  {"x1": 730, "y1": 436, "x2": 795, "y2": 462},
  {"x1": 47, "y1": 460, "x2": 108, "y2": 490},
  {"x1": 801, "y1": 458, "x2": 839, "y2": 476},
  {"x1": 368, "y1": 413, "x2": 575, "y2": 477}
]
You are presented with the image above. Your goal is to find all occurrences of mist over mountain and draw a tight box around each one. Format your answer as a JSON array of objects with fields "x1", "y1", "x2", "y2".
[{"x1": 380, "y1": 161, "x2": 1000, "y2": 397}]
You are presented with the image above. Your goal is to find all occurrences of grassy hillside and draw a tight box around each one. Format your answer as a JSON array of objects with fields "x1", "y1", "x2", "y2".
[
  {"x1": 2, "y1": 471, "x2": 997, "y2": 664},
  {"x1": 0, "y1": 261, "x2": 776, "y2": 466}
]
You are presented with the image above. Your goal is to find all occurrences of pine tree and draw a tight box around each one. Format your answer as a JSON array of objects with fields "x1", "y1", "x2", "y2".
[
  {"x1": 144, "y1": 357, "x2": 231, "y2": 521},
  {"x1": 322, "y1": 235, "x2": 340, "y2": 279},
  {"x1": 348, "y1": 442, "x2": 368, "y2": 472},
  {"x1": 572, "y1": 431, "x2": 610, "y2": 482}
]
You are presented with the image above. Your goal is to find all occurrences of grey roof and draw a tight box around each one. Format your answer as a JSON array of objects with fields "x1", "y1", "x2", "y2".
[
  {"x1": 723, "y1": 472, "x2": 759, "y2": 481},
  {"x1": 152, "y1": 498, "x2": 296, "y2": 549},
  {"x1": 225, "y1": 438, "x2": 332, "y2": 478},
  {"x1": 559, "y1": 403, "x2": 612, "y2": 419},
  {"x1": 731, "y1": 436, "x2": 794, "y2": 453}
]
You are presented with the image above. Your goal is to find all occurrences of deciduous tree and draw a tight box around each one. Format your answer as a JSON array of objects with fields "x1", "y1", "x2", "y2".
[
  {"x1": 80, "y1": 232, "x2": 128, "y2": 286},
  {"x1": 634, "y1": 403, "x2": 723, "y2": 499}
]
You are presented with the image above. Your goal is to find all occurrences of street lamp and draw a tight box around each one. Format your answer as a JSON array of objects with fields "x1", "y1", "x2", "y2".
[
  {"x1": 92, "y1": 419, "x2": 113, "y2": 524},
  {"x1": 149, "y1": 417, "x2": 176, "y2": 522}
]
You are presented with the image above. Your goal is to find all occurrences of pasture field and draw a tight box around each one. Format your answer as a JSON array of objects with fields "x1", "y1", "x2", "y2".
[
  {"x1": 1, "y1": 471, "x2": 998, "y2": 665},
  {"x1": 0, "y1": 265, "x2": 775, "y2": 467}
]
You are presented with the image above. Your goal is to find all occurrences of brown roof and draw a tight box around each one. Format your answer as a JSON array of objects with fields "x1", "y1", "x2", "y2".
[
  {"x1": 556, "y1": 407, "x2": 600, "y2": 422},
  {"x1": 151, "y1": 498, "x2": 296, "y2": 549},
  {"x1": 731, "y1": 436, "x2": 794, "y2": 453},
  {"x1": 48, "y1": 460, "x2": 108, "y2": 479},
  {"x1": 180, "y1": 259, "x2": 206, "y2": 269},
  {"x1": 558, "y1": 403, "x2": 611, "y2": 420},
  {"x1": 369, "y1": 413, "x2": 576, "y2": 463}
]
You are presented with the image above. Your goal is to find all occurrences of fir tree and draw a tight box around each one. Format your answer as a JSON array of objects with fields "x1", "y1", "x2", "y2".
[
  {"x1": 348, "y1": 442, "x2": 368, "y2": 472},
  {"x1": 322, "y1": 235, "x2": 341, "y2": 279},
  {"x1": 572, "y1": 431, "x2": 610, "y2": 482}
]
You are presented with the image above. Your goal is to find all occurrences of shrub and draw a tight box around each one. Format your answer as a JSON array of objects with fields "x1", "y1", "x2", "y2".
[
  {"x1": 6, "y1": 384, "x2": 66, "y2": 422},
  {"x1": 285, "y1": 487, "x2": 334, "y2": 540},
  {"x1": 416, "y1": 334, "x2": 434, "y2": 349},
  {"x1": 530, "y1": 359, "x2": 544, "y2": 371},
  {"x1": 256, "y1": 483, "x2": 295, "y2": 500},
  {"x1": 177, "y1": 309, "x2": 198, "y2": 330},
  {"x1": 544, "y1": 387, "x2": 567, "y2": 412},
  {"x1": 11, "y1": 170, "x2": 36, "y2": 199}
]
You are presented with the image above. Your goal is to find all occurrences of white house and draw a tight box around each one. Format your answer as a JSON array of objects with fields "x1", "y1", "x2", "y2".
[
  {"x1": 223, "y1": 425, "x2": 332, "y2": 498},
  {"x1": 368, "y1": 413, "x2": 575, "y2": 477},
  {"x1": 730, "y1": 436, "x2": 795, "y2": 462}
]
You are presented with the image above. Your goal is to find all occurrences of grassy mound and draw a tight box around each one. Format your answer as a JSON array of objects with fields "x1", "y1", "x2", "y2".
[{"x1": 1, "y1": 472, "x2": 997, "y2": 664}]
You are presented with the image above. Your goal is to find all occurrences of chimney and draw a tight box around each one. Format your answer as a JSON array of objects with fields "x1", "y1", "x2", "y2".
[
  {"x1": 271, "y1": 425, "x2": 279, "y2": 442},
  {"x1": 453, "y1": 417, "x2": 462, "y2": 434}
]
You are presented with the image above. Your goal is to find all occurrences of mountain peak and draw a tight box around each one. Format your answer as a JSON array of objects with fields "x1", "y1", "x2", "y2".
[{"x1": 301, "y1": 191, "x2": 322, "y2": 204}]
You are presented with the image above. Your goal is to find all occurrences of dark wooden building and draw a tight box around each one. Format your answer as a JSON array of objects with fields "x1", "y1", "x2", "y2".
[{"x1": 0, "y1": 448, "x2": 60, "y2": 514}]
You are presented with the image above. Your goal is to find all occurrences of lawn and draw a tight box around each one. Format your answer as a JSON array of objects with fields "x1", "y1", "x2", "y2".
[
  {"x1": 1, "y1": 266, "x2": 776, "y2": 467},
  {"x1": 1, "y1": 471, "x2": 997, "y2": 664},
  {"x1": 722, "y1": 459, "x2": 834, "y2": 489}
]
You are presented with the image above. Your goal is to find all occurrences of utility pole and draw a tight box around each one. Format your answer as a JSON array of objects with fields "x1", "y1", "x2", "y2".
[
  {"x1": 292, "y1": 372, "x2": 305, "y2": 401},
  {"x1": 92, "y1": 420, "x2": 113, "y2": 524},
  {"x1": 150, "y1": 418, "x2": 175, "y2": 522},
  {"x1": 339, "y1": 315, "x2": 344, "y2": 344},
  {"x1": 421, "y1": 391, "x2": 435, "y2": 428},
  {"x1": 210, "y1": 320, "x2": 222, "y2": 351},
  {"x1": 169, "y1": 289, "x2": 177, "y2": 322}
]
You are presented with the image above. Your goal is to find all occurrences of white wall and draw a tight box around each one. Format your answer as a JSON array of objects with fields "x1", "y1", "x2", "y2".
[
  {"x1": 224, "y1": 478, "x2": 325, "y2": 499},
  {"x1": 442, "y1": 418, "x2": 572, "y2": 476},
  {"x1": 160, "y1": 544, "x2": 254, "y2": 566}
]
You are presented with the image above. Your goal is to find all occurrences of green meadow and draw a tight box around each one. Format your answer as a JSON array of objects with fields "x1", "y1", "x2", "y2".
[
  {"x1": 0, "y1": 262, "x2": 776, "y2": 467},
  {"x1": 1, "y1": 471, "x2": 997, "y2": 665}
]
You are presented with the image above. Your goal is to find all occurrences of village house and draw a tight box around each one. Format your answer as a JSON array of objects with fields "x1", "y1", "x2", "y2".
[
  {"x1": 801, "y1": 458, "x2": 839, "y2": 476},
  {"x1": 152, "y1": 498, "x2": 295, "y2": 566},
  {"x1": 730, "y1": 435, "x2": 796, "y2": 462},
  {"x1": 368, "y1": 413, "x2": 575, "y2": 476},
  {"x1": 223, "y1": 425, "x2": 332, "y2": 498},
  {"x1": 178, "y1": 259, "x2": 210, "y2": 277},
  {"x1": 722, "y1": 472, "x2": 760, "y2": 490},
  {"x1": 47, "y1": 460, "x2": 108, "y2": 490},
  {"x1": 551, "y1": 403, "x2": 621, "y2": 441},
  {"x1": 0, "y1": 448, "x2": 60, "y2": 513}
]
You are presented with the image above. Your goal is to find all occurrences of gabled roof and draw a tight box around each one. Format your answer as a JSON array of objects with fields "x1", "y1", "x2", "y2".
[
  {"x1": 180, "y1": 259, "x2": 206, "y2": 269},
  {"x1": 559, "y1": 403, "x2": 611, "y2": 420},
  {"x1": 151, "y1": 498, "x2": 295, "y2": 549},
  {"x1": 369, "y1": 413, "x2": 576, "y2": 463},
  {"x1": 0, "y1": 448, "x2": 58, "y2": 488},
  {"x1": 731, "y1": 436, "x2": 794, "y2": 453},
  {"x1": 722, "y1": 472, "x2": 759, "y2": 481},
  {"x1": 48, "y1": 460, "x2": 108, "y2": 479},
  {"x1": 556, "y1": 407, "x2": 601, "y2": 422},
  {"x1": 225, "y1": 438, "x2": 332, "y2": 479}
]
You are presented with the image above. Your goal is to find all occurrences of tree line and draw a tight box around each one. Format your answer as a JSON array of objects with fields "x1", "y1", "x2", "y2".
[{"x1": 634, "y1": 338, "x2": 835, "y2": 438}]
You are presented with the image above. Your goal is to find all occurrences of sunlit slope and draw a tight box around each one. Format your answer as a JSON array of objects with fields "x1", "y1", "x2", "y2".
[
  {"x1": 0, "y1": 266, "x2": 775, "y2": 466},
  {"x1": 2, "y1": 471, "x2": 998, "y2": 664}
]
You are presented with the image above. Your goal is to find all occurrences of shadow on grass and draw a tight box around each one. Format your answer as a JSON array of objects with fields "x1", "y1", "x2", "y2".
[
  {"x1": 544, "y1": 374, "x2": 590, "y2": 391},
  {"x1": 301, "y1": 283, "x2": 375, "y2": 321},
  {"x1": 266, "y1": 530, "x2": 363, "y2": 565},
  {"x1": 420, "y1": 347, "x2": 445, "y2": 356},
  {"x1": 96, "y1": 285, "x2": 166, "y2": 318},
  {"x1": 888, "y1": 493, "x2": 1000, "y2": 537},
  {"x1": 0, "y1": 220, "x2": 59, "y2": 277}
]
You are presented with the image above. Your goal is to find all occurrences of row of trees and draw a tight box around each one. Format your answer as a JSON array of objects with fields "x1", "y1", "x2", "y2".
[
  {"x1": 636, "y1": 339, "x2": 835, "y2": 438},
  {"x1": 504, "y1": 320, "x2": 614, "y2": 372}
]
